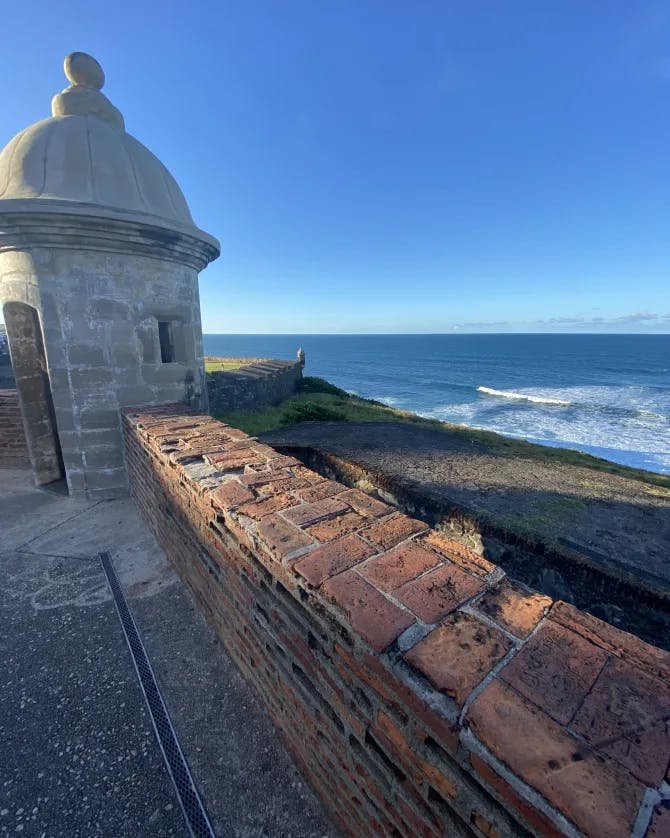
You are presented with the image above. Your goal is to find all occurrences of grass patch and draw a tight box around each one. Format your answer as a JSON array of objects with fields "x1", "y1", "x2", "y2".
[
  {"x1": 497, "y1": 496, "x2": 589, "y2": 543},
  {"x1": 214, "y1": 377, "x2": 670, "y2": 490},
  {"x1": 205, "y1": 357, "x2": 250, "y2": 372},
  {"x1": 205, "y1": 355, "x2": 278, "y2": 372}
]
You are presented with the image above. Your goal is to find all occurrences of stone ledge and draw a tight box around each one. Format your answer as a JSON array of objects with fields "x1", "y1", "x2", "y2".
[
  {"x1": 123, "y1": 404, "x2": 670, "y2": 838},
  {"x1": 0, "y1": 200, "x2": 220, "y2": 271}
]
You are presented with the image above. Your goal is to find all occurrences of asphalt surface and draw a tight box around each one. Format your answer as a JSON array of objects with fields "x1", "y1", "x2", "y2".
[{"x1": 0, "y1": 467, "x2": 336, "y2": 838}]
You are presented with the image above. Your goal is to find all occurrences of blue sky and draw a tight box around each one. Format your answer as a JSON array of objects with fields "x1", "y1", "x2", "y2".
[{"x1": 2, "y1": 1, "x2": 669, "y2": 333}]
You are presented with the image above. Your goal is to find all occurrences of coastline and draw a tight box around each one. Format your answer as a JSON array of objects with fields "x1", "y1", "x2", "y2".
[
  {"x1": 214, "y1": 374, "x2": 670, "y2": 488},
  {"x1": 412, "y1": 411, "x2": 669, "y2": 477},
  {"x1": 203, "y1": 333, "x2": 670, "y2": 477}
]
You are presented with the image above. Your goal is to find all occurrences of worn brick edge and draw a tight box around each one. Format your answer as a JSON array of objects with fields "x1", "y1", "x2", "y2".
[{"x1": 123, "y1": 404, "x2": 670, "y2": 838}]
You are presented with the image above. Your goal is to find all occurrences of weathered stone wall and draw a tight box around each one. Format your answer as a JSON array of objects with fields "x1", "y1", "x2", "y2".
[
  {"x1": 123, "y1": 404, "x2": 670, "y2": 838},
  {"x1": 207, "y1": 359, "x2": 302, "y2": 413},
  {"x1": 0, "y1": 247, "x2": 207, "y2": 497},
  {"x1": 0, "y1": 389, "x2": 28, "y2": 463}
]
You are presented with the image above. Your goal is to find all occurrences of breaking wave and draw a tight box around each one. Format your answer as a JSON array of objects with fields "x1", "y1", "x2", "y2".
[{"x1": 477, "y1": 386, "x2": 572, "y2": 407}]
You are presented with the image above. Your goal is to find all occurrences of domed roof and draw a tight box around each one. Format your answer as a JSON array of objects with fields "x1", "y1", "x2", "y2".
[{"x1": 0, "y1": 53, "x2": 200, "y2": 232}]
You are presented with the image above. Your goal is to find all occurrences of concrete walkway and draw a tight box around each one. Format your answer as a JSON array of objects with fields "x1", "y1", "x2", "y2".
[{"x1": 0, "y1": 467, "x2": 335, "y2": 838}]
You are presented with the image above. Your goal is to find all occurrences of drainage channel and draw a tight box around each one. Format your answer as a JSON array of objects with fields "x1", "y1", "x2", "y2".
[{"x1": 99, "y1": 551, "x2": 217, "y2": 838}]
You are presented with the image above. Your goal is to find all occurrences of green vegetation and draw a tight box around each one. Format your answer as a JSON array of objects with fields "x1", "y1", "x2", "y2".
[
  {"x1": 204, "y1": 357, "x2": 250, "y2": 372},
  {"x1": 496, "y1": 496, "x2": 588, "y2": 544},
  {"x1": 214, "y1": 376, "x2": 670, "y2": 490}
]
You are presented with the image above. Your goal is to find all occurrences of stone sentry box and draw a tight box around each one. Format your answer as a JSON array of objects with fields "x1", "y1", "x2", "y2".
[{"x1": 0, "y1": 52, "x2": 219, "y2": 497}]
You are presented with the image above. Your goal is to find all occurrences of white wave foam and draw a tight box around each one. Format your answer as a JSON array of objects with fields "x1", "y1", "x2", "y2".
[
  {"x1": 477, "y1": 386, "x2": 572, "y2": 407},
  {"x1": 635, "y1": 409, "x2": 666, "y2": 421},
  {"x1": 372, "y1": 395, "x2": 402, "y2": 406}
]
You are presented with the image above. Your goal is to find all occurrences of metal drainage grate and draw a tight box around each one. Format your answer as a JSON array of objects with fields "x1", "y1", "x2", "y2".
[{"x1": 99, "y1": 551, "x2": 216, "y2": 838}]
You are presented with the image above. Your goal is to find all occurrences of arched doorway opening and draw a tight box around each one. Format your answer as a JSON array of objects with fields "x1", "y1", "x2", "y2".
[{"x1": 3, "y1": 302, "x2": 65, "y2": 487}]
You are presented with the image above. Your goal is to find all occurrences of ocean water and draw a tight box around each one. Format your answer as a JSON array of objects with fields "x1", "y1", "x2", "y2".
[{"x1": 203, "y1": 334, "x2": 670, "y2": 474}]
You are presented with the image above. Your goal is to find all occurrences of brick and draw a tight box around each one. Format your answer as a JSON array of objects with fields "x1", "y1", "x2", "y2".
[
  {"x1": 256, "y1": 513, "x2": 315, "y2": 561},
  {"x1": 152, "y1": 421, "x2": 199, "y2": 436},
  {"x1": 282, "y1": 497, "x2": 350, "y2": 528},
  {"x1": 226, "y1": 438, "x2": 261, "y2": 451},
  {"x1": 470, "y1": 812, "x2": 499, "y2": 838},
  {"x1": 332, "y1": 644, "x2": 458, "y2": 752},
  {"x1": 294, "y1": 479, "x2": 346, "y2": 502},
  {"x1": 469, "y1": 754, "x2": 566, "y2": 838},
  {"x1": 360, "y1": 542, "x2": 441, "y2": 593},
  {"x1": 237, "y1": 493, "x2": 297, "y2": 520},
  {"x1": 421, "y1": 531, "x2": 496, "y2": 577},
  {"x1": 373, "y1": 713, "x2": 460, "y2": 806},
  {"x1": 170, "y1": 448, "x2": 203, "y2": 466},
  {"x1": 291, "y1": 464, "x2": 324, "y2": 480},
  {"x1": 294, "y1": 535, "x2": 376, "y2": 587},
  {"x1": 421, "y1": 760, "x2": 458, "y2": 803},
  {"x1": 571, "y1": 657, "x2": 670, "y2": 785},
  {"x1": 211, "y1": 479, "x2": 255, "y2": 511},
  {"x1": 476, "y1": 581, "x2": 551, "y2": 639},
  {"x1": 223, "y1": 426, "x2": 249, "y2": 440},
  {"x1": 207, "y1": 448, "x2": 266, "y2": 472},
  {"x1": 394, "y1": 563, "x2": 485, "y2": 624},
  {"x1": 322, "y1": 571, "x2": 414, "y2": 652},
  {"x1": 266, "y1": 453, "x2": 302, "y2": 469},
  {"x1": 498, "y1": 621, "x2": 607, "y2": 726},
  {"x1": 467, "y1": 679, "x2": 645, "y2": 838},
  {"x1": 374, "y1": 710, "x2": 425, "y2": 785},
  {"x1": 366, "y1": 654, "x2": 460, "y2": 753},
  {"x1": 646, "y1": 802, "x2": 670, "y2": 838},
  {"x1": 338, "y1": 488, "x2": 392, "y2": 518},
  {"x1": 257, "y1": 476, "x2": 313, "y2": 495},
  {"x1": 185, "y1": 434, "x2": 236, "y2": 454},
  {"x1": 245, "y1": 444, "x2": 283, "y2": 462},
  {"x1": 306, "y1": 510, "x2": 368, "y2": 542},
  {"x1": 405, "y1": 612, "x2": 512, "y2": 708},
  {"x1": 180, "y1": 427, "x2": 223, "y2": 444},
  {"x1": 550, "y1": 601, "x2": 670, "y2": 684},
  {"x1": 395, "y1": 796, "x2": 441, "y2": 838},
  {"x1": 239, "y1": 468, "x2": 295, "y2": 488},
  {"x1": 361, "y1": 513, "x2": 428, "y2": 550},
  {"x1": 182, "y1": 425, "x2": 229, "y2": 439}
]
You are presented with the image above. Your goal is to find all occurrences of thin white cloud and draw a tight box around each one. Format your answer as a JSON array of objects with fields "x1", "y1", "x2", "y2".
[{"x1": 448, "y1": 310, "x2": 670, "y2": 332}]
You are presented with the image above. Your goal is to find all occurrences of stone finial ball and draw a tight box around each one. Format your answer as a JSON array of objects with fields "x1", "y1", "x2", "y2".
[{"x1": 64, "y1": 52, "x2": 105, "y2": 90}]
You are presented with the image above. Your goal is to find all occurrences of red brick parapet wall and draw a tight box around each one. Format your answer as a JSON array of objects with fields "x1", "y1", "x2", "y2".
[
  {"x1": 0, "y1": 389, "x2": 28, "y2": 463},
  {"x1": 123, "y1": 404, "x2": 670, "y2": 838}
]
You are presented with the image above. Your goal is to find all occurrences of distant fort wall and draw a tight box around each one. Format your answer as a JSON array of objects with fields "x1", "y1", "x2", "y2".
[
  {"x1": 123, "y1": 403, "x2": 669, "y2": 838},
  {"x1": 206, "y1": 357, "x2": 303, "y2": 414},
  {"x1": 0, "y1": 389, "x2": 29, "y2": 464}
]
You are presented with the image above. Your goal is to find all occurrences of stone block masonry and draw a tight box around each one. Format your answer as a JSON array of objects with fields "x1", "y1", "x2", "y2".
[
  {"x1": 0, "y1": 52, "x2": 218, "y2": 498},
  {"x1": 207, "y1": 359, "x2": 303, "y2": 413},
  {"x1": 123, "y1": 404, "x2": 670, "y2": 838},
  {"x1": 0, "y1": 389, "x2": 28, "y2": 463}
]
